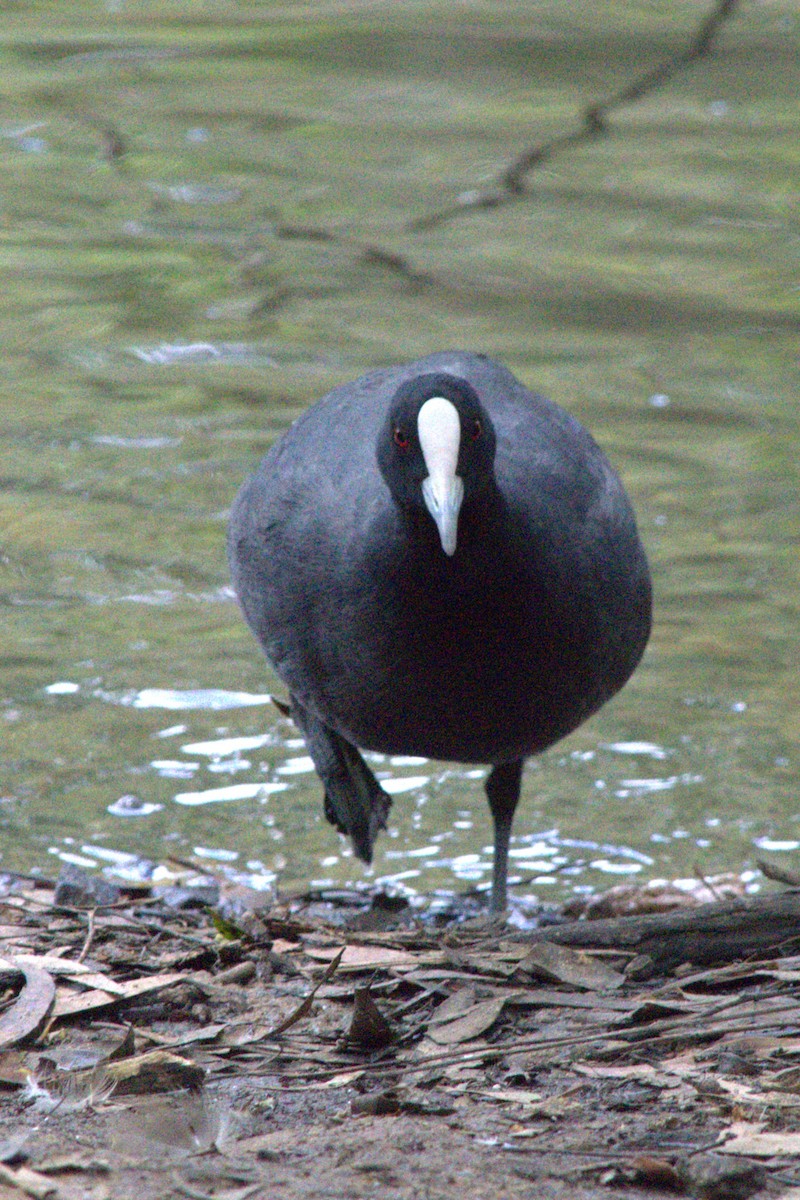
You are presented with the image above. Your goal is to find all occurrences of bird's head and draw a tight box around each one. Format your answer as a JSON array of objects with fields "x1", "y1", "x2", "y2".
[{"x1": 378, "y1": 373, "x2": 496, "y2": 556}]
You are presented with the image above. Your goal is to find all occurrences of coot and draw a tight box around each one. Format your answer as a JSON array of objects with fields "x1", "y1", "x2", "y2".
[{"x1": 228, "y1": 351, "x2": 651, "y2": 913}]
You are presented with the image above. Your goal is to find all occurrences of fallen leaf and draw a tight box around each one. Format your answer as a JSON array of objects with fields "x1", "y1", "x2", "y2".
[
  {"x1": 271, "y1": 939, "x2": 301, "y2": 954},
  {"x1": 347, "y1": 987, "x2": 395, "y2": 1049},
  {"x1": 505, "y1": 987, "x2": 634, "y2": 1013},
  {"x1": 304, "y1": 945, "x2": 417, "y2": 971},
  {"x1": 715, "y1": 1077, "x2": 800, "y2": 1109},
  {"x1": 572, "y1": 1062, "x2": 684, "y2": 1089},
  {"x1": 427, "y1": 996, "x2": 506, "y2": 1045},
  {"x1": 506, "y1": 1087, "x2": 585, "y2": 1124},
  {"x1": 0, "y1": 1052, "x2": 30, "y2": 1087},
  {"x1": 138, "y1": 1024, "x2": 226, "y2": 1049},
  {"x1": 4, "y1": 955, "x2": 92, "y2": 976},
  {"x1": 427, "y1": 987, "x2": 477, "y2": 1024},
  {"x1": 0, "y1": 959, "x2": 56, "y2": 1049},
  {"x1": 103, "y1": 1050, "x2": 205, "y2": 1095},
  {"x1": 517, "y1": 942, "x2": 625, "y2": 990},
  {"x1": 718, "y1": 1131, "x2": 800, "y2": 1157},
  {"x1": 34, "y1": 1156, "x2": 109, "y2": 1176},
  {"x1": 51, "y1": 972, "x2": 185, "y2": 1019},
  {"x1": 61, "y1": 972, "x2": 129, "y2": 996},
  {"x1": 473, "y1": 1087, "x2": 543, "y2": 1105},
  {"x1": 312, "y1": 1070, "x2": 365, "y2": 1089},
  {"x1": 0, "y1": 1161, "x2": 57, "y2": 1198}
]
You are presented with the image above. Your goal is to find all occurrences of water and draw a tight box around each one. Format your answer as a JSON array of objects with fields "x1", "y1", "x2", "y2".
[{"x1": 1, "y1": 1, "x2": 798, "y2": 906}]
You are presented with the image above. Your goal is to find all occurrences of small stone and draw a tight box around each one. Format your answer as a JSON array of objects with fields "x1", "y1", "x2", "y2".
[
  {"x1": 54, "y1": 865, "x2": 120, "y2": 909},
  {"x1": 678, "y1": 1151, "x2": 767, "y2": 1200}
]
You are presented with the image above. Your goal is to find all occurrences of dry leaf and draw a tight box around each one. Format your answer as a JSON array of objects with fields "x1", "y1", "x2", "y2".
[
  {"x1": 572, "y1": 1063, "x2": 685, "y2": 1089},
  {"x1": 103, "y1": 1050, "x2": 205, "y2": 1095},
  {"x1": 517, "y1": 942, "x2": 625, "y2": 990},
  {"x1": 270, "y1": 939, "x2": 301, "y2": 954},
  {"x1": 427, "y1": 987, "x2": 477, "y2": 1024},
  {"x1": 0, "y1": 959, "x2": 56, "y2": 1049},
  {"x1": 5, "y1": 954, "x2": 92, "y2": 977},
  {"x1": 427, "y1": 996, "x2": 506, "y2": 1045},
  {"x1": 52, "y1": 972, "x2": 185, "y2": 1019},
  {"x1": 304, "y1": 945, "x2": 417, "y2": 971},
  {"x1": 718, "y1": 1131, "x2": 800, "y2": 1157},
  {"x1": 313, "y1": 1070, "x2": 365, "y2": 1089},
  {"x1": 506, "y1": 1086, "x2": 585, "y2": 1124},
  {"x1": 0, "y1": 1162, "x2": 57, "y2": 1199},
  {"x1": 347, "y1": 987, "x2": 395, "y2": 1049},
  {"x1": 715, "y1": 1076, "x2": 800, "y2": 1109},
  {"x1": 473, "y1": 1087, "x2": 543, "y2": 1105}
]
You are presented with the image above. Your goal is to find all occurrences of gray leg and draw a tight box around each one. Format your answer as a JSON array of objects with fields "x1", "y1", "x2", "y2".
[
  {"x1": 485, "y1": 760, "x2": 524, "y2": 914},
  {"x1": 290, "y1": 696, "x2": 391, "y2": 863}
]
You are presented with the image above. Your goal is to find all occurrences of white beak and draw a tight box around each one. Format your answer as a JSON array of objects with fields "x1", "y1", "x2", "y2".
[{"x1": 417, "y1": 396, "x2": 464, "y2": 556}]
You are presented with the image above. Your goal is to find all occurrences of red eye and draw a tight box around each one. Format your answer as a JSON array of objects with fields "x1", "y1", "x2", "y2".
[
  {"x1": 394, "y1": 426, "x2": 409, "y2": 450},
  {"x1": 471, "y1": 418, "x2": 482, "y2": 440}
]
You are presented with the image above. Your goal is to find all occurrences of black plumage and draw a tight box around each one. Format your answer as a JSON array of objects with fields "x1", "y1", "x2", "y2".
[{"x1": 228, "y1": 351, "x2": 651, "y2": 912}]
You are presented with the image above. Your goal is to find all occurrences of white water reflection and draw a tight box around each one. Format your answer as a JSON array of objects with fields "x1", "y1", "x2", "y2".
[
  {"x1": 48, "y1": 842, "x2": 156, "y2": 883},
  {"x1": 128, "y1": 341, "x2": 277, "y2": 366},
  {"x1": 207, "y1": 758, "x2": 251, "y2": 775},
  {"x1": 174, "y1": 781, "x2": 288, "y2": 806},
  {"x1": 182, "y1": 734, "x2": 273, "y2": 755},
  {"x1": 276, "y1": 756, "x2": 315, "y2": 775},
  {"x1": 92, "y1": 434, "x2": 181, "y2": 449},
  {"x1": 380, "y1": 775, "x2": 430, "y2": 794},
  {"x1": 131, "y1": 688, "x2": 272, "y2": 710},
  {"x1": 151, "y1": 760, "x2": 199, "y2": 779},
  {"x1": 589, "y1": 859, "x2": 644, "y2": 875},
  {"x1": 48, "y1": 849, "x2": 99, "y2": 869},
  {"x1": 602, "y1": 741, "x2": 671, "y2": 759},
  {"x1": 614, "y1": 773, "x2": 703, "y2": 798},
  {"x1": 754, "y1": 837, "x2": 800, "y2": 852}
]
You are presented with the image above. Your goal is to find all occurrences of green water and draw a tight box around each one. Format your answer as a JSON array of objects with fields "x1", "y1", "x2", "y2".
[{"x1": 1, "y1": 1, "x2": 798, "y2": 908}]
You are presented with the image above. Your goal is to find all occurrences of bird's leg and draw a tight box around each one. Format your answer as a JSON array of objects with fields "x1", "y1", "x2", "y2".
[
  {"x1": 485, "y1": 759, "x2": 524, "y2": 914},
  {"x1": 289, "y1": 695, "x2": 391, "y2": 863}
]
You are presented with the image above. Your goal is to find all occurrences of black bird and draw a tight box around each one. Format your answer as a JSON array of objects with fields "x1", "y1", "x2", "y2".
[{"x1": 228, "y1": 352, "x2": 651, "y2": 913}]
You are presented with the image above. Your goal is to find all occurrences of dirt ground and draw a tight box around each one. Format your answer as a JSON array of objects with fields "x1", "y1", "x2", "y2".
[{"x1": 1, "y1": 870, "x2": 799, "y2": 1200}]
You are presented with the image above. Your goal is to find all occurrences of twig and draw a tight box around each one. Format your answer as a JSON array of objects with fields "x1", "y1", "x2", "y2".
[
  {"x1": 274, "y1": 222, "x2": 429, "y2": 288},
  {"x1": 77, "y1": 908, "x2": 97, "y2": 963},
  {"x1": 758, "y1": 859, "x2": 800, "y2": 888},
  {"x1": 408, "y1": 0, "x2": 741, "y2": 232},
  {"x1": 692, "y1": 866, "x2": 726, "y2": 903}
]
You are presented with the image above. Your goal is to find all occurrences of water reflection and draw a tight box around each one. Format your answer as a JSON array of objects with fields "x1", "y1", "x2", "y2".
[
  {"x1": 129, "y1": 688, "x2": 272, "y2": 711},
  {"x1": 29, "y1": 661, "x2": 800, "y2": 906},
  {"x1": 0, "y1": 1, "x2": 798, "y2": 904},
  {"x1": 173, "y1": 781, "x2": 289, "y2": 806}
]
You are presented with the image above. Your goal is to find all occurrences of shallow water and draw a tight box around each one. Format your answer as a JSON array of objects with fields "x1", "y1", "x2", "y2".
[{"x1": 1, "y1": 1, "x2": 798, "y2": 908}]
